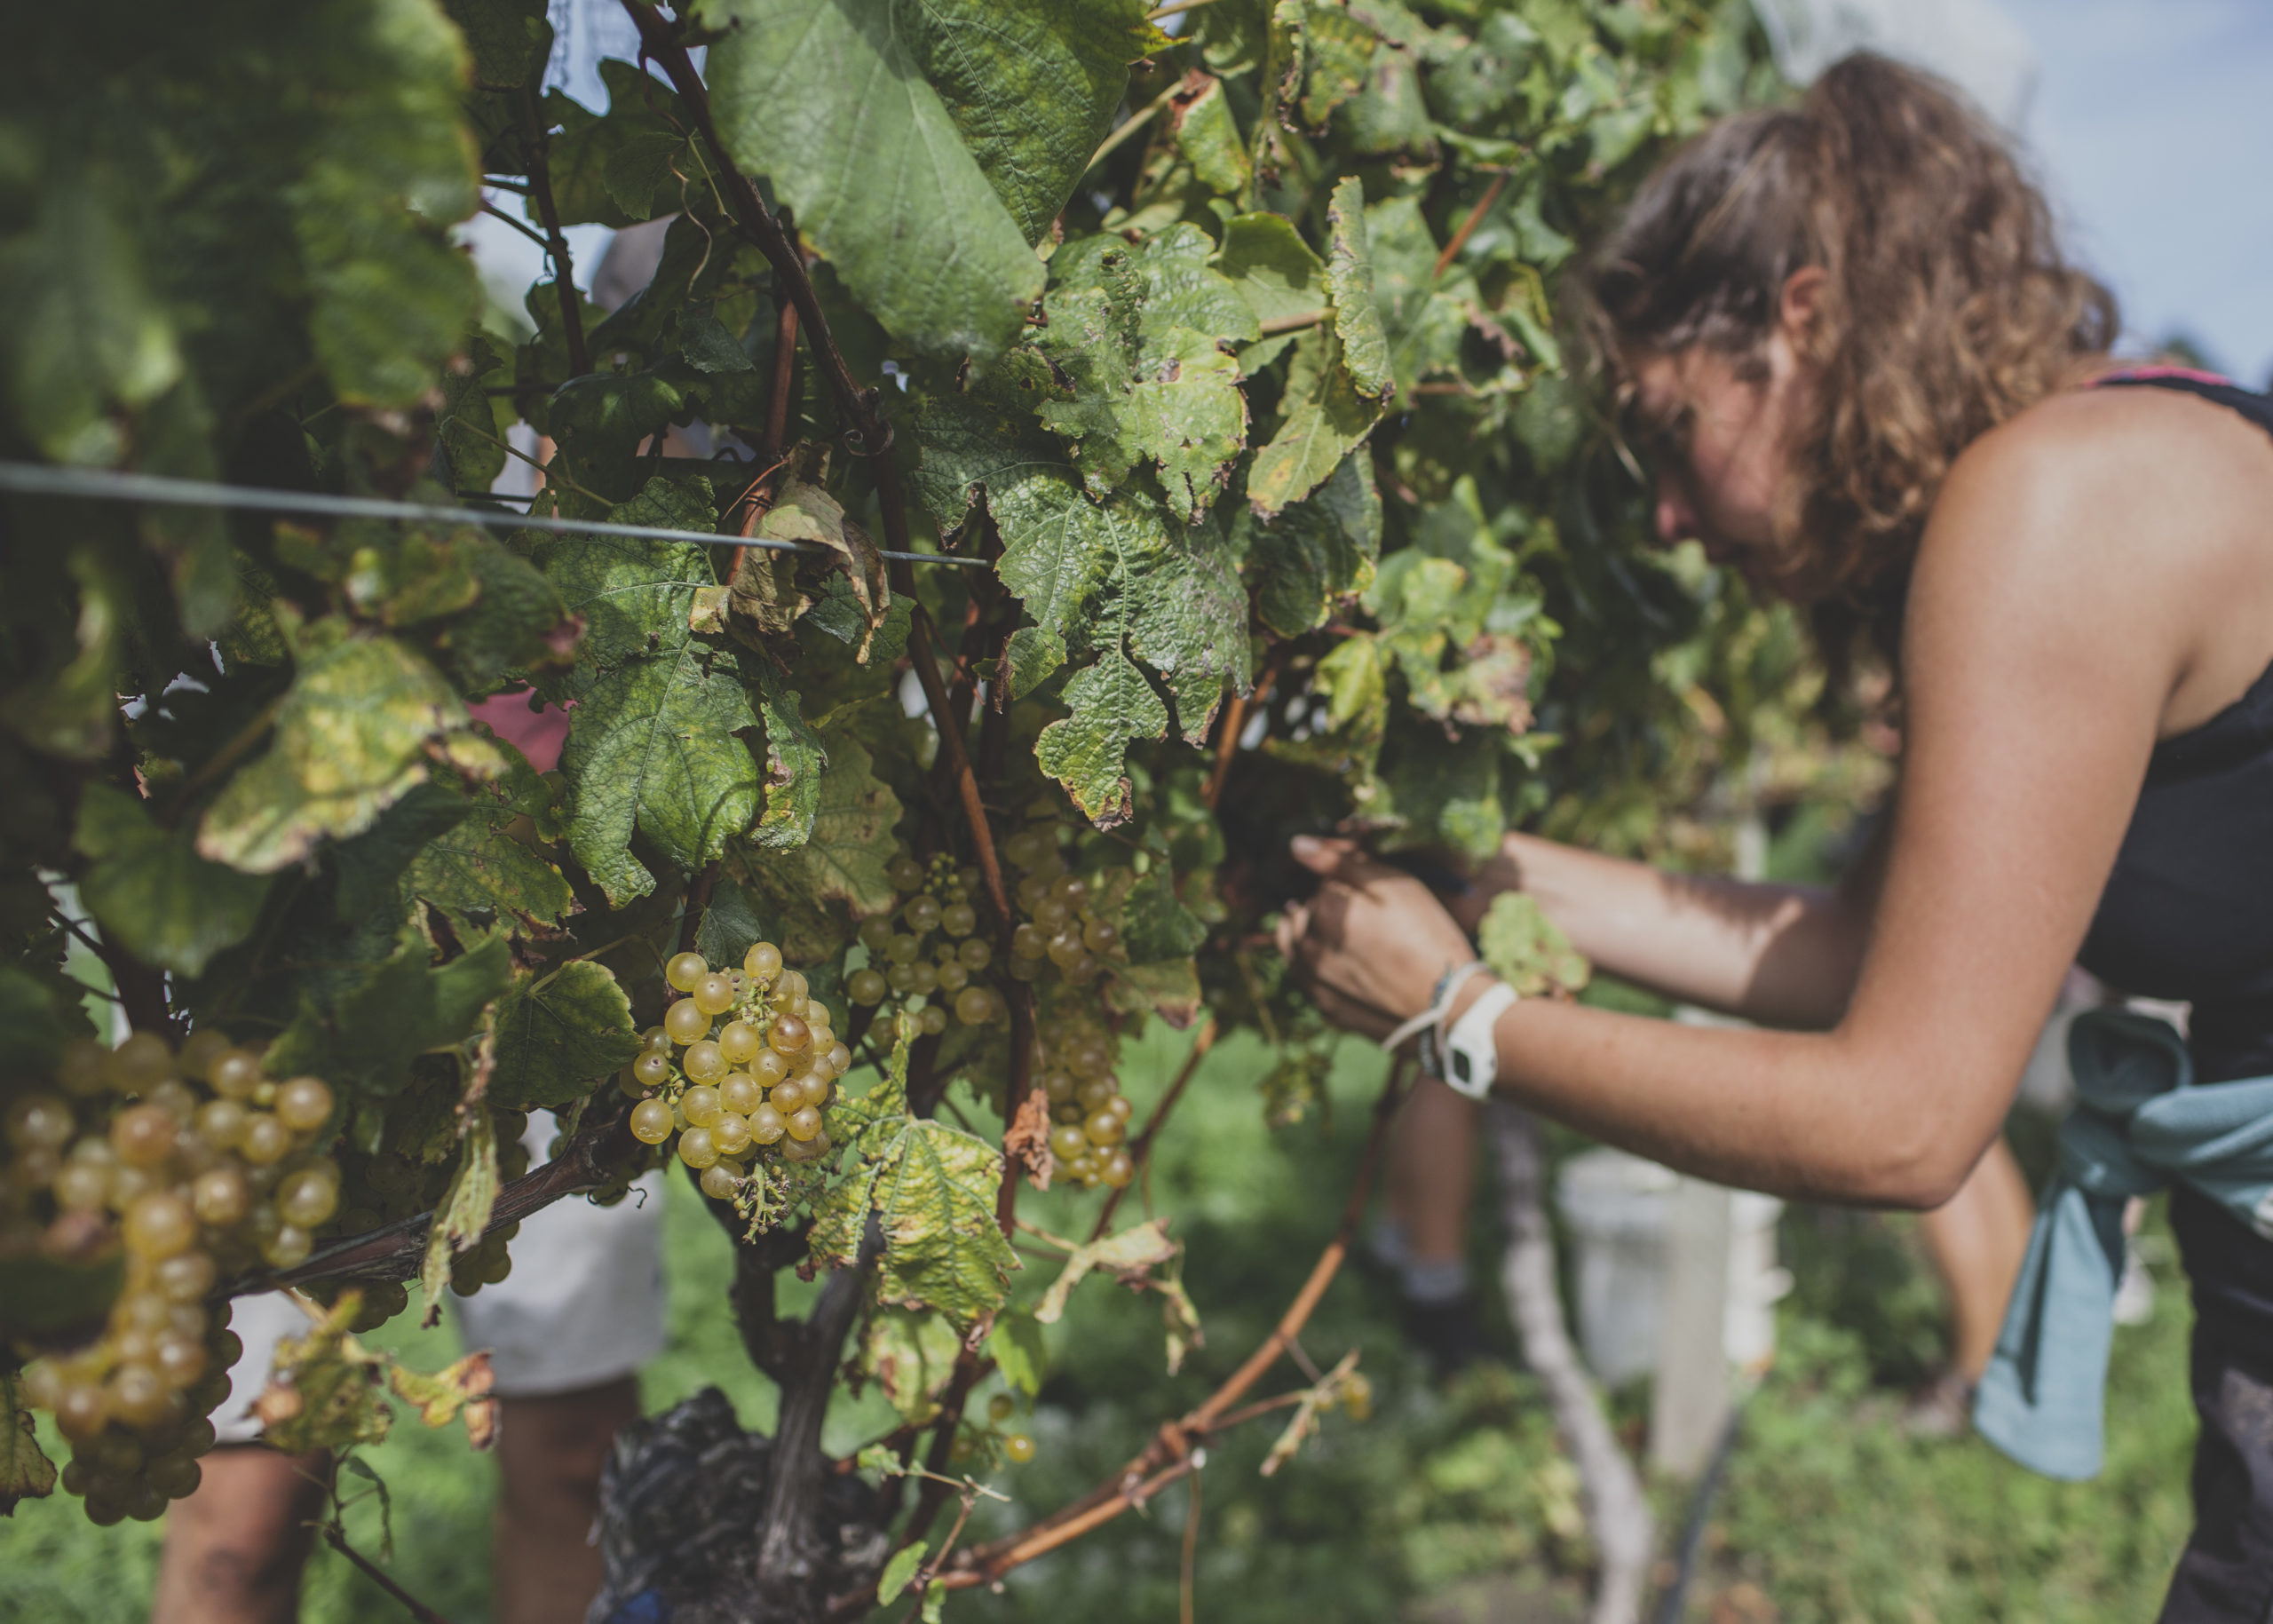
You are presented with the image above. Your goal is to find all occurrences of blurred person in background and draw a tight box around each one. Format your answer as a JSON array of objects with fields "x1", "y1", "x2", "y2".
[{"x1": 1284, "y1": 54, "x2": 2273, "y2": 1622}]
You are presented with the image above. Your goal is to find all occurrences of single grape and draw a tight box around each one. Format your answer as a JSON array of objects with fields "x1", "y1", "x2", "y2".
[
  {"x1": 681, "y1": 1086, "x2": 724, "y2": 1128},
  {"x1": 1083, "y1": 1111, "x2": 1125, "y2": 1148},
  {"x1": 827, "y1": 1043, "x2": 851, "y2": 1075},
  {"x1": 1033, "y1": 897, "x2": 1071, "y2": 932},
  {"x1": 190, "y1": 1167, "x2": 249, "y2": 1226},
  {"x1": 677, "y1": 1128, "x2": 720, "y2": 1169},
  {"x1": 194, "y1": 1098, "x2": 247, "y2": 1149},
  {"x1": 240, "y1": 1113, "x2": 291, "y2": 1167},
  {"x1": 907, "y1": 962, "x2": 939, "y2": 996},
  {"x1": 784, "y1": 1106, "x2": 824, "y2": 1144},
  {"x1": 177, "y1": 1030, "x2": 230, "y2": 1081},
  {"x1": 941, "y1": 902, "x2": 977, "y2": 938},
  {"x1": 917, "y1": 1006, "x2": 947, "y2": 1036},
  {"x1": 6, "y1": 1094, "x2": 72, "y2": 1151},
  {"x1": 665, "y1": 998, "x2": 711, "y2": 1044},
  {"x1": 848, "y1": 968, "x2": 889, "y2": 1005},
  {"x1": 262, "y1": 1225, "x2": 313, "y2": 1269},
  {"x1": 712, "y1": 1113, "x2": 752, "y2": 1156},
  {"x1": 885, "y1": 933, "x2": 922, "y2": 966},
  {"x1": 954, "y1": 986, "x2": 997, "y2": 1026},
  {"x1": 110, "y1": 1105, "x2": 177, "y2": 1168},
  {"x1": 1099, "y1": 1150, "x2": 1136, "y2": 1188},
  {"x1": 744, "y1": 940, "x2": 785, "y2": 983},
  {"x1": 771, "y1": 1076, "x2": 807, "y2": 1113},
  {"x1": 155, "y1": 1252, "x2": 218, "y2": 1303},
  {"x1": 1106, "y1": 1094, "x2": 1134, "y2": 1124},
  {"x1": 769, "y1": 1015, "x2": 811, "y2": 1056},
  {"x1": 666, "y1": 952, "x2": 709, "y2": 993},
  {"x1": 124, "y1": 1193, "x2": 197, "y2": 1259},
  {"x1": 988, "y1": 1393, "x2": 1016, "y2": 1422},
  {"x1": 1016, "y1": 875, "x2": 1050, "y2": 913},
  {"x1": 208, "y1": 1049, "x2": 264, "y2": 1102},
  {"x1": 153, "y1": 1333, "x2": 208, "y2": 1390},
  {"x1": 1065, "y1": 955, "x2": 1102, "y2": 986},
  {"x1": 958, "y1": 939, "x2": 992, "y2": 970},
  {"x1": 682, "y1": 1042, "x2": 727, "y2": 1083},
  {"x1": 1041, "y1": 1071, "x2": 1076, "y2": 1104},
  {"x1": 630, "y1": 1099, "x2": 674, "y2": 1145},
  {"x1": 1076, "y1": 1076, "x2": 1116, "y2": 1111},
  {"x1": 905, "y1": 894, "x2": 943, "y2": 934},
  {"x1": 277, "y1": 1170, "x2": 339, "y2": 1229},
  {"x1": 643, "y1": 1026, "x2": 674, "y2": 1055},
  {"x1": 858, "y1": 916, "x2": 896, "y2": 955},
  {"x1": 1049, "y1": 1124, "x2": 1088, "y2": 1162},
  {"x1": 885, "y1": 963, "x2": 918, "y2": 995},
  {"x1": 718, "y1": 1019, "x2": 764, "y2": 1066},
  {"x1": 1081, "y1": 918, "x2": 1119, "y2": 955},
  {"x1": 937, "y1": 960, "x2": 970, "y2": 994},
  {"x1": 109, "y1": 1033, "x2": 177, "y2": 1093},
  {"x1": 720, "y1": 1072, "x2": 764, "y2": 1115},
  {"x1": 699, "y1": 1162, "x2": 742, "y2": 1201},
  {"x1": 52, "y1": 1160, "x2": 108, "y2": 1211},
  {"x1": 752, "y1": 1050, "x2": 790, "y2": 1087},
  {"x1": 1072, "y1": 1042, "x2": 1113, "y2": 1081},
  {"x1": 1067, "y1": 1153, "x2": 1099, "y2": 1184},
  {"x1": 274, "y1": 1077, "x2": 333, "y2": 1132},
  {"x1": 1046, "y1": 931, "x2": 1084, "y2": 970},
  {"x1": 748, "y1": 1103, "x2": 787, "y2": 1145},
  {"x1": 693, "y1": 973, "x2": 737, "y2": 1016},
  {"x1": 1011, "y1": 923, "x2": 1046, "y2": 959},
  {"x1": 1051, "y1": 874, "x2": 1088, "y2": 907},
  {"x1": 885, "y1": 854, "x2": 925, "y2": 892},
  {"x1": 632, "y1": 1051, "x2": 672, "y2": 1089},
  {"x1": 1004, "y1": 1433, "x2": 1037, "y2": 1463}
]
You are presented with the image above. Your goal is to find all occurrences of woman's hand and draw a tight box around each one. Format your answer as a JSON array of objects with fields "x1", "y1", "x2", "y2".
[{"x1": 1274, "y1": 836, "x2": 1480, "y2": 1043}]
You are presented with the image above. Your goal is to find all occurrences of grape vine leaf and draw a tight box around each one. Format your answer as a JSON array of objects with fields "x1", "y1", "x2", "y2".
[
  {"x1": 876, "y1": 1542, "x2": 929, "y2": 1609},
  {"x1": 1324, "y1": 176, "x2": 1394, "y2": 400},
  {"x1": 812, "y1": 1098, "x2": 1016, "y2": 1328},
  {"x1": 693, "y1": 878, "x2": 776, "y2": 969},
  {"x1": 1361, "y1": 194, "x2": 1473, "y2": 398},
  {"x1": 487, "y1": 961, "x2": 644, "y2": 1110},
  {"x1": 420, "y1": 1106, "x2": 500, "y2": 1322},
  {"x1": 1034, "y1": 648, "x2": 1169, "y2": 827},
  {"x1": 1246, "y1": 322, "x2": 1383, "y2": 517},
  {"x1": 1241, "y1": 450, "x2": 1381, "y2": 638},
  {"x1": 0, "y1": 1248, "x2": 123, "y2": 1344},
  {"x1": 529, "y1": 478, "x2": 718, "y2": 690},
  {"x1": 750, "y1": 662, "x2": 825, "y2": 849},
  {"x1": 754, "y1": 479, "x2": 889, "y2": 662},
  {"x1": 738, "y1": 725, "x2": 900, "y2": 921},
  {"x1": 559, "y1": 638, "x2": 761, "y2": 907},
  {"x1": 695, "y1": 0, "x2": 1047, "y2": 360},
  {"x1": 74, "y1": 782, "x2": 272, "y2": 978},
  {"x1": 1032, "y1": 1218, "x2": 1177, "y2": 1324},
  {"x1": 1118, "y1": 867, "x2": 1207, "y2": 963},
  {"x1": 915, "y1": 0, "x2": 1160, "y2": 247},
  {"x1": 986, "y1": 1314, "x2": 1048, "y2": 1398},
  {"x1": 859, "y1": 1307, "x2": 964, "y2": 1425},
  {"x1": 1168, "y1": 71, "x2": 1251, "y2": 194},
  {"x1": 265, "y1": 928, "x2": 516, "y2": 1098},
  {"x1": 1, "y1": 1373, "x2": 56, "y2": 1516},
  {"x1": 197, "y1": 635, "x2": 502, "y2": 875},
  {"x1": 401, "y1": 818, "x2": 574, "y2": 935},
  {"x1": 1477, "y1": 892, "x2": 1590, "y2": 997},
  {"x1": 1214, "y1": 210, "x2": 1327, "y2": 327},
  {"x1": 387, "y1": 1351, "x2": 498, "y2": 1448},
  {"x1": 254, "y1": 1296, "x2": 395, "y2": 1454}
]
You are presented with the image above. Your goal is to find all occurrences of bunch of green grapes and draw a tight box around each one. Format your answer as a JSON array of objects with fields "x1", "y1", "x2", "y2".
[
  {"x1": 842, "y1": 853, "x2": 1009, "y2": 1034},
  {"x1": 1031, "y1": 995, "x2": 1136, "y2": 1190},
  {"x1": 618, "y1": 939, "x2": 858, "y2": 1201},
  {"x1": 4, "y1": 1030, "x2": 345, "y2": 1524}
]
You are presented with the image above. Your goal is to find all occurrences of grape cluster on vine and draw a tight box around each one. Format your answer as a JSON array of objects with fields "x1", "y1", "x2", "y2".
[
  {"x1": 4, "y1": 1031, "x2": 342, "y2": 1524},
  {"x1": 618, "y1": 939, "x2": 859, "y2": 1203},
  {"x1": 843, "y1": 852, "x2": 1007, "y2": 1032}
]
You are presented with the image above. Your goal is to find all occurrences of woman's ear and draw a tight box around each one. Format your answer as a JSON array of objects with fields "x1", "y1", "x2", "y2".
[{"x1": 1779, "y1": 265, "x2": 1827, "y2": 342}]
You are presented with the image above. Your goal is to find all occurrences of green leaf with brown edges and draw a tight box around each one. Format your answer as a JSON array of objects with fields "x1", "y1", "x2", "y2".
[
  {"x1": 859, "y1": 1307, "x2": 964, "y2": 1424},
  {"x1": 1247, "y1": 323, "x2": 1383, "y2": 517},
  {"x1": 487, "y1": 961, "x2": 644, "y2": 1111},
  {"x1": 1, "y1": 1372, "x2": 57, "y2": 1516},
  {"x1": 1324, "y1": 176, "x2": 1394, "y2": 400},
  {"x1": 401, "y1": 817, "x2": 573, "y2": 934},
  {"x1": 420, "y1": 1107, "x2": 499, "y2": 1322}
]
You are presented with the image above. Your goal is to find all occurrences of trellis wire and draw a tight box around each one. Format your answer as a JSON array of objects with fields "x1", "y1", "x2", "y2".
[{"x1": 0, "y1": 461, "x2": 988, "y2": 569}]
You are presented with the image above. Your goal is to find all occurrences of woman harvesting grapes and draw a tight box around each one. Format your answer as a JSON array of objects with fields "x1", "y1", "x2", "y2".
[{"x1": 1280, "y1": 53, "x2": 2273, "y2": 1621}]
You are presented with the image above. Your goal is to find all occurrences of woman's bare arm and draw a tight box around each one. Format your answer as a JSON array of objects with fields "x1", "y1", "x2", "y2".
[
  {"x1": 1284, "y1": 388, "x2": 2271, "y2": 1209},
  {"x1": 1453, "y1": 828, "x2": 1884, "y2": 1030}
]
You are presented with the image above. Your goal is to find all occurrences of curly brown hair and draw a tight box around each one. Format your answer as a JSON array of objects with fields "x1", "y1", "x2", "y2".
[{"x1": 1581, "y1": 52, "x2": 2119, "y2": 670}]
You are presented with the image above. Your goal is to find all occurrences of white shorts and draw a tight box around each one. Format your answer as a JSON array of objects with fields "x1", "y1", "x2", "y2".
[{"x1": 215, "y1": 1113, "x2": 667, "y2": 1442}]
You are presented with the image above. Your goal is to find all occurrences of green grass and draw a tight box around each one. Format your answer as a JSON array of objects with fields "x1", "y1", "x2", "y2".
[{"x1": 0, "y1": 1024, "x2": 2199, "y2": 1623}]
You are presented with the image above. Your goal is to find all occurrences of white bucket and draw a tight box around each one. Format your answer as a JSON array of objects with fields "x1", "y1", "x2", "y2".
[{"x1": 1553, "y1": 1147, "x2": 1791, "y2": 1388}]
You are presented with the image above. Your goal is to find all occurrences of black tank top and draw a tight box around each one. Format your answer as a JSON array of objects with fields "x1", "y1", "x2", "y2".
[{"x1": 2072, "y1": 369, "x2": 2273, "y2": 1324}]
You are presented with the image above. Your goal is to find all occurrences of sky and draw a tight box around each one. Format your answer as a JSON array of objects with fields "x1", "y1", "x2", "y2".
[{"x1": 2000, "y1": 0, "x2": 2273, "y2": 385}]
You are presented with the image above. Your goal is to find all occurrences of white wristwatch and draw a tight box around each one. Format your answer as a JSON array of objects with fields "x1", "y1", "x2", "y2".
[{"x1": 1381, "y1": 961, "x2": 1519, "y2": 1100}]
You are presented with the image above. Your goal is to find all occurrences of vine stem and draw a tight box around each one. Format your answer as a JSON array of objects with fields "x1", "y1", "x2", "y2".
[
  {"x1": 1433, "y1": 169, "x2": 1510, "y2": 281},
  {"x1": 881, "y1": 1065, "x2": 1411, "y2": 1598},
  {"x1": 514, "y1": 87, "x2": 589, "y2": 378},
  {"x1": 322, "y1": 1526, "x2": 455, "y2": 1624}
]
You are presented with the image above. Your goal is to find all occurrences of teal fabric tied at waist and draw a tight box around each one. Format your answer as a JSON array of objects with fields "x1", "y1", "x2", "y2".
[{"x1": 1974, "y1": 1006, "x2": 2273, "y2": 1479}]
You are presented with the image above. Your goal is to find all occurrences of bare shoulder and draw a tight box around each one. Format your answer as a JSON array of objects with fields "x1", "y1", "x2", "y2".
[{"x1": 1918, "y1": 381, "x2": 2273, "y2": 729}]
